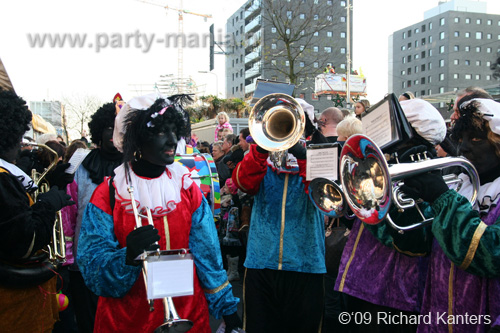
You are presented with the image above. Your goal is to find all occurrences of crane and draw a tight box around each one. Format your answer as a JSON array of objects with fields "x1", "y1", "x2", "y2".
[{"x1": 136, "y1": 0, "x2": 212, "y2": 93}]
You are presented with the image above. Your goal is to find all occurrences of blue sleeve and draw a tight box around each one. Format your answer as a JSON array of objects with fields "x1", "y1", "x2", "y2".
[
  {"x1": 77, "y1": 202, "x2": 141, "y2": 297},
  {"x1": 189, "y1": 196, "x2": 239, "y2": 319}
]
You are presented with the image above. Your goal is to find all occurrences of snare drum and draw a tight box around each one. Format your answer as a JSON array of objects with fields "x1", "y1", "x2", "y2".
[{"x1": 175, "y1": 153, "x2": 221, "y2": 217}]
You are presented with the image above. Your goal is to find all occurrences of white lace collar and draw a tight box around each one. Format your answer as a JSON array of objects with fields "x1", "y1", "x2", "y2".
[
  {"x1": 0, "y1": 158, "x2": 37, "y2": 191},
  {"x1": 457, "y1": 173, "x2": 500, "y2": 213},
  {"x1": 113, "y1": 162, "x2": 193, "y2": 217}
]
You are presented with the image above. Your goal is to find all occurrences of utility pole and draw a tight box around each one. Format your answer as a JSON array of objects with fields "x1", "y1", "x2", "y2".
[{"x1": 346, "y1": 0, "x2": 352, "y2": 108}]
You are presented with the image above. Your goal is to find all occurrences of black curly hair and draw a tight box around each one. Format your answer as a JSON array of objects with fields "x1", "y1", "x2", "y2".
[
  {"x1": 122, "y1": 95, "x2": 191, "y2": 163},
  {"x1": 452, "y1": 100, "x2": 500, "y2": 158},
  {"x1": 88, "y1": 102, "x2": 116, "y2": 145},
  {"x1": 0, "y1": 88, "x2": 32, "y2": 158}
]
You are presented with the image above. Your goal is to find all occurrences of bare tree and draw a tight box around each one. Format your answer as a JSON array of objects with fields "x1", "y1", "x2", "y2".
[
  {"x1": 62, "y1": 93, "x2": 104, "y2": 139},
  {"x1": 254, "y1": 0, "x2": 341, "y2": 85}
]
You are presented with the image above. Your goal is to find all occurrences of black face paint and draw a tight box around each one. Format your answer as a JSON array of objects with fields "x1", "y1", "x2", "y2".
[
  {"x1": 101, "y1": 127, "x2": 118, "y2": 154},
  {"x1": 141, "y1": 123, "x2": 178, "y2": 166},
  {"x1": 459, "y1": 129, "x2": 500, "y2": 178}
]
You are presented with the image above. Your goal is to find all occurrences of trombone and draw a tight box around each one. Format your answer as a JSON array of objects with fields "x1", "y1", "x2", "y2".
[
  {"x1": 127, "y1": 185, "x2": 193, "y2": 333},
  {"x1": 339, "y1": 134, "x2": 479, "y2": 233},
  {"x1": 249, "y1": 93, "x2": 305, "y2": 168}
]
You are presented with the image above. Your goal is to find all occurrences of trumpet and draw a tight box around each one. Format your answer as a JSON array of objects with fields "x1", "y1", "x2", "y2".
[
  {"x1": 340, "y1": 134, "x2": 479, "y2": 232},
  {"x1": 127, "y1": 185, "x2": 193, "y2": 333},
  {"x1": 249, "y1": 93, "x2": 305, "y2": 168}
]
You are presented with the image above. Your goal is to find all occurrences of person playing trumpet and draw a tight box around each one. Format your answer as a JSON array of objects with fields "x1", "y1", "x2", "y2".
[{"x1": 77, "y1": 93, "x2": 242, "y2": 332}]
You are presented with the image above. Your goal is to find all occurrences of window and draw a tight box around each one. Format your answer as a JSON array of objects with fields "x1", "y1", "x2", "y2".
[
  {"x1": 407, "y1": 55, "x2": 412, "y2": 62},
  {"x1": 476, "y1": 19, "x2": 481, "y2": 24},
  {"x1": 465, "y1": 46, "x2": 470, "y2": 52},
  {"x1": 235, "y1": 86, "x2": 238, "y2": 92},
  {"x1": 327, "y1": 15, "x2": 333, "y2": 21},
  {"x1": 285, "y1": 60, "x2": 289, "y2": 66},
  {"x1": 401, "y1": 70, "x2": 406, "y2": 76},
  {"x1": 440, "y1": 18, "x2": 445, "y2": 26},
  {"x1": 340, "y1": 1, "x2": 346, "y2": 6},
  {"x1": 340, "y1": 47, "x2": 346, "y2": 54},
  {"x1": 314, "y1": 14, "x2": 318, "y2": 20},
  {"x1": 487, "y1": 19, "x2": 492, "y2": 25},
  {"x1": 421, "y1": 51, "x2": 426, "y2": 58},
  {"x1": 340, "y1": 63, "x2": 346, "y2": 69},
  {"x1": 440, "y1": 32, "x2": 445, "y2": 39},
  {"x1": 487, "y1": 75, "x2": 491, "y2": 80},
  {"x1": 454, "y1": 59, "x2": 459, "y2": 65},
  {"x1": 403, "y1": 57, "x2": 406, "y2": 64},
  {"x1": 475, "y1": 74, "x2": 481, "y2": 80},
  {"x1": 286, "y1": 28, "x2": 291, "y2": 35},
  {"x1": 476, "y1": 32, "x2": 483, "y2": 39},
  {"x1": 428, "y1": 63, "x2": 432, "y2": 70},
  {"x1": 408, "y1": 67, "x2": 412, "y2": 74},
  {"x1": 313, "y1": 46, "x2": 318, "y2": 52},
  {"x1": 327, "y1": 31, "x2": 333, "y2": 37},
  {"x1": 271, "y1": 27, "x2": 277, "y2": 33},
  {"x1": 340, "y1": 16, "x2": 346, "y2": 23},
  {"x1": 465, "y1": 60, "x2": 470, "y2": 66},
  {"x1": 272, "y1": 43, "x2": 277, "y2": 49},
  {"x1": 439, "y1": 87, "x2": 445, "y2": 93},
  {"x1": 415, "y1": 40, "x2": 419, "y2": 47},
  {"x1": 421, "y1": 37, "x2": 426, "y2": 45},
  {"x1": 422, "y1": 24, "x2": 426, "y2": 32},
  {"x1": 439, "y1": 59, "x2": 445, "y2": 67},
  {"x1": 324, "y1": 46, "x2": 332, "y2": 53},
  {"x1": 300, "y1": 61, "x2": 305, "y2": 68},
  {"x1": 439, "y1": 73, "x2": 444, "y2": 81},
  {"x1": 271, "y1": 60, "x2": 276, "y2": 65},
  {"x1": 439, "y1": 45, "x2": 445, "y2": 53},
  {"x1": 429, "y1": 22, "x2": 433, "y2": 30},
  {"x1": 454, "y1": 31, "x2": 459, "y2": 37},
  {"x1": 421, "y1": 64, "x2": 426, "y2": 71},
  {"x1": 299, "y1": 13, "x2": 305, "y2": 19},
  {"x1": 453, "y1": 74, "x2": 458, "y2": 79},
  {"x1": 313, "y1": 31, "x2": 319, "y2": 36},
  {"x1": 415, "y1": 54, "x2": 420, "y2": 60},
  {"x1": 414, "y1": 79, "x2": 419, "y2": 85},
  {"x1": 340, "y1": 32, "x2": 346, "y2": 38},
  {"x1": 401, "y1": 45, "x2": 406, "y2": 51},
  {"x1": 403, "y1": 32, "x2": 406, "y2": 39},
  {"x1": 415, "y1": 28, "x2": 420, "y2": 33},
  {"x1": 428, "y1": 49, "x2": 433, "y2": 56},
  {"x1": 300, "y1": 30, "x2": 305, "y2": 35},
  {"x1": 476, "y1": 46, "x2": 481, "y2": 52},
  {"x1": 429, "y1": 36, "x2": 433, "y2": 43},
  {"x1": 408, "y1": 42, "x2": 412, "y2": 49},
  {"x1": 487, "y1": 61, "x2": 491, "y2": 67},
  {"x1": 454, "y1": 17, "x2": 459, "y2": 23},
  {"x1": 487, "y1": 47, "x2": 492, "y2": 53},
  {"x1": 407, "y1": 80, "x2": 412, "y2": 87},
  {"x1": 453, "y1": 45, "x2": 459, "y2": 51},
  {"x1": 287, "y1": 11, "x2": 292, "y2": 19},
  {"x1": 465, "y1": 32, "x2": 470, "y2": 38},
  {"x1": 428, "y1": 76, "x2": 432, "y2": 83},
  {"x1": 300, "y1": 45, "x2": 305, "y2": 51},
  {"x1": 487, "y1": 33, "x2": 492, "y2": 39},
  {"x1": 402, "y1": 82, "x2": 406, "y2": 89},
  {"x1": 465, "y1": 18, "x2": 470, "y2": 24},
  {"x1": 421, "y1": 90, "x2": 426, "y2": 96},
  {"x1": 465, "y1": 74, "x2": 472, "y2": 80},
  {"x1": 313, "y1": 62, "x2": 319, "y2": 68},
  {"x1": 421, "y1": 77, "x2": 425, "y2": 84},
  {"x1": 415, "y1": 65, "x2": 419, "y2": 73}
]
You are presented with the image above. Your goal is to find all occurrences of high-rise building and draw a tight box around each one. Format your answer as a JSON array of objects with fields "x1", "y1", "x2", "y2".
[
  {"x1": 225, "y1": 0, "x2": 353, "y2": 112},
  {"x1": 389, "y1": 0, "x2": 500, "y2": 116},
  {"x1": 30, "y1": 100, "x2": 63, "y2": 134}
]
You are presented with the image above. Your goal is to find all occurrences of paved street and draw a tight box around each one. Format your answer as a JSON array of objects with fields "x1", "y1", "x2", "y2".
[{"x1": 209, "y1": 278, "x2": 244, "y2": 332}]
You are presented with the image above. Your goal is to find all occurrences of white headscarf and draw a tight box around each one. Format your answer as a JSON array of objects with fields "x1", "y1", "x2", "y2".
[{"x1": 400, "y1": 98, "x2": 446, "y2": 145}]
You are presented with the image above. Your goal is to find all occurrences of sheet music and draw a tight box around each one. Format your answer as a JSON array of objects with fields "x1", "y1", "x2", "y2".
[
  {"x1": 306, "y1": 146, "x2": 338, "y2": 181},
  {"x1": 65, "y1": 148, "x2": 90, "y2": 174},
  {"x1": 146, "y1": 256, "x2": 194, "y2": 299},
  {"x1": 361, "y1": 100, "x2": 395, "y2": 147}
]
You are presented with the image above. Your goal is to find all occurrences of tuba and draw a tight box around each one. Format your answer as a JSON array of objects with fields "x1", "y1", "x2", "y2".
[
  {"x1": 339, "y1": 134, "x2": 479, "y2": 232},
  {"x1": 0, "y1": 143, "x2": 66, "y2": 287},
  {"x1": 249, "y1": 93, "x2": 305, "y2": 168}
]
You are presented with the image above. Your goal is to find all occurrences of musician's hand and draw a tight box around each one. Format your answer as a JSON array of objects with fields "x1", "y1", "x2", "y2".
[
  {"x1": 400, "y1": 172, "x2": 449, "y2": 203},
  {"x1": 37, "y1": 186, "x2": 75, "y2": 211},
  {"x1": 288, "y1": 141, "x2": 307, "y2": 160},
  {"x1": 223, "y1": 312, "x2": 243, "y2": 333},
  {"x1": 125, "y1": 225, "x2": 160, "y2": 266},
  {"x1": 46, "y1": 162, "x2": 75, "y2": 189}
]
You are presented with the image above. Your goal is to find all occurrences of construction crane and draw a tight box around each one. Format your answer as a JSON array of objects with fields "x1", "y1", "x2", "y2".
[{"x1": 136, "y1": 0, "x2": 212, "y2": 93}]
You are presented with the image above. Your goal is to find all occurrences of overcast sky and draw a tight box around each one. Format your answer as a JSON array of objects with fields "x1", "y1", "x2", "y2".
[{"x1": 1, "y1": 0, "x2": 499, "y2": 106}]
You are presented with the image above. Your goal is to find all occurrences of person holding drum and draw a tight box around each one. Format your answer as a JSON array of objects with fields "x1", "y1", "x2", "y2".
[{"x1": 77, "y1": 93, "x2": 242, "y2": 332}]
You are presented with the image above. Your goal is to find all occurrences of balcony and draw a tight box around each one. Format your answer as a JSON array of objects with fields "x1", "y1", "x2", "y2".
[
  {"x1": 245, "y1": 0, "x2": 261, "y2": 22},
  {"x1": 245, "y1": 31, "x2": 261, "y2": 53},
  {"x1": 245, "y1": 46, "x2": 261, "y2": 66},
  {"x1": 245, "y1": 16, "x2": 261, "y2": 35}
]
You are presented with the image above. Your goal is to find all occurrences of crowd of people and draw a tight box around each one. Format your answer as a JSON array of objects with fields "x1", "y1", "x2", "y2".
[{"x1": 0, "y1": 81, "x2": 499, "y2": 333}]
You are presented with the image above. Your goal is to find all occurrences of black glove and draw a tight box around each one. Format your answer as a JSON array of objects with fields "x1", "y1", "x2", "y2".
[
  {"x1": 37, "y1": 185, "x2": 75, "y2": 211},
  {"x1": 400, "y1": 172, "x2": 449, "y2": 203},
  {"x1": 223, "y1": 312, "x2": 243, "y2": 333},
  {"x1": 45, "y1": 162, "x2": 75, "y2": 189},
  {"x1": 125, "y1": 225, "x2": 160, "y2": 266},
  {"x1": 255, "y1": 145, "x2": 268, "y2": 154},
  {"x1": 288, "y1": 141, "x2": 307, "y2": 160}
]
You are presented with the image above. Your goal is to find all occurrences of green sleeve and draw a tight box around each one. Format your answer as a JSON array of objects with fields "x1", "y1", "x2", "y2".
[{"x1": 431, "y1": 190, "x2": 500, "y2": 277}]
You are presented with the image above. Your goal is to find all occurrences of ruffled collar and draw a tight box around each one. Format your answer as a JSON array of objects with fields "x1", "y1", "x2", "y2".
[
  {"x1": 457, "y1": 173, "x2": 500, "y2": 213},
  {"x1": 82, "y1": 149, "x2": 123, "y2": 185},
  {"x1": 113, "y1": 162, "x2": 193, "y2": 217},
  {"x1": 0, "y1": 158, "x2": 36, "y2": 192}
]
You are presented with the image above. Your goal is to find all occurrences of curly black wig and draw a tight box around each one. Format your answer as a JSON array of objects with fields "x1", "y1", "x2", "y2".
[
  {"x1": 122, "y1": 95, "x2": 191, "y2": 163},
  {"x1": 88, "y1": 102, "x2": 116, "y2": 145},
  {"x1": 452, "y1": 100, "x2": 500, "y2": 158},
  {"x1": 0, "y1": 88, "x2": 32, "y2": 157}
]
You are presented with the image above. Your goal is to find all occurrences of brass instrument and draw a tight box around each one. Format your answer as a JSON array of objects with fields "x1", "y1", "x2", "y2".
[
  {"x1": 308, "y1": 178, "x2": 347, "y2": 218},
  {"x1": 29, "y1": 143, "x2": 66, "y2": 264},
  {"x1": 128, "y1": 185, "x2": 193, "y2": 333},
  {"x1": 249, "y1": 93, "x2": 305, "y2": 167},
  {"x1": 339, "y1": 134, "x2": 479, "y2": 232}
]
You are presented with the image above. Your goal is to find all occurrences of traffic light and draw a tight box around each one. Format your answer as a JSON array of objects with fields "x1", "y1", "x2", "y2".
[{"x1": 209, "y1": 24, "x2": 215, "y2": 71}]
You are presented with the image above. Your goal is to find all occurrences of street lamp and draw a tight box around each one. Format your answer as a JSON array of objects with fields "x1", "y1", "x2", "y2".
[{"x1": 198, "y1": 71, "x2": 219, "y2": 97}]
